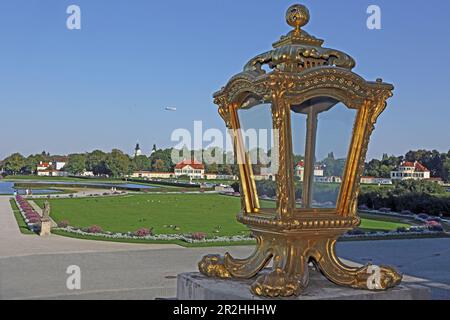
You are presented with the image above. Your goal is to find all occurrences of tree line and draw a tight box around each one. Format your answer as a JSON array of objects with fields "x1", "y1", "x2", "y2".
[
  {"x1": 1, "y1": 148, "x2": 449, "y2": 181},
  {"x1": 364, "y1": 150, "x2": 450, "y2": 181}
]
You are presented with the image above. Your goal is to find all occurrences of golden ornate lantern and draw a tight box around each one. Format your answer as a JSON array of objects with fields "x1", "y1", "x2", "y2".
[{"x1": 199, "y1": 4, "x2": 402, "y2": 297}]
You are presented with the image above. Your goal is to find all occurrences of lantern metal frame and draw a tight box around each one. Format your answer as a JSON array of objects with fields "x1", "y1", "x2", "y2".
[{"x1": 199, "y1": 4, "x2": 402, "y2": 297}]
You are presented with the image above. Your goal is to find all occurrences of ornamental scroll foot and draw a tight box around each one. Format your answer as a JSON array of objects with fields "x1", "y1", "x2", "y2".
[
  {"x1": 199, "y1": 235, "x2": 272, "y2": 279},
  {"x1": 198, "y1": 255, "x2": 232, "y2": 279},
  {"x1": 314, "y1": 239, "x2": 402, "y2": 291},
  {"x1": 250, "y1": 254, "x2": 309, "y2": 298},
  {"x1": 250, "y1": 268, "x2": 306, "y2": 297}
]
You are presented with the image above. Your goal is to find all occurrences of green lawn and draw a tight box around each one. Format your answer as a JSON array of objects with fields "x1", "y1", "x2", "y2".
[
  {"x1": 36, "y1": 194, "x2": 250, "y2": 236},
  {"x1": 359, "y1": 218, "x2": 409, "y2": 231},
  {"x1": 35, "y1": 194, "x2": 410, "y2": 237}
]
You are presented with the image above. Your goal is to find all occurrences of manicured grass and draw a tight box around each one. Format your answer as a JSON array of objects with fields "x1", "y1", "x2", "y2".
[
  {"x1": 359, "y1": 218, "x2": 409, "y2": 232},
  {"x1": 35, "y1": 194, "x2": 410, "y2": 238},
  {"x1": 9, "y1": 199, "x2": 35, "y2": 235},
  {"x1": 36, "y1": 194, "x2": 251, "y2": 236}
]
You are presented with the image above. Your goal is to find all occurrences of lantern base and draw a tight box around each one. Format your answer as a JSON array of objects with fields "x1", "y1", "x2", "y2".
[
  {"x1": 178, "y1": 271, "x2": 429, "y2": 300},
  {"x1": 198, "y1": 228, "x2": 402, "y2": 297}
]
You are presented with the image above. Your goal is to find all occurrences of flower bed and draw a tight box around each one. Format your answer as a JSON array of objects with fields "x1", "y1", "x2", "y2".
[
  {"x1": 54, "y1": 226, "x2": 255, "y2": 244},
  {"x1": 53, "y1": 222, "x2": 449, "y2": 245},
  {"x1": 14, "y1": 195, "x2": 41, "y2": 233}
]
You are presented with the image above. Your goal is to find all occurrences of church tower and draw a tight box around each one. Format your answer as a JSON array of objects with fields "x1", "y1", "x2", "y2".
[{"x1": 134, "y1": 143, "x2": 142, "y2": 157}]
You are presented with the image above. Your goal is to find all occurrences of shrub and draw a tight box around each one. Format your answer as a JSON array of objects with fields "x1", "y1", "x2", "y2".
[
  {"x1": 347, "y1": 228, "x2": 365, "y2": 235},
  {"x1": 358, "y1": 204, "x2": 369, "y2": 210},
  {"x1": 429, "y1": 225, "x2": 444, "y2": 232},
  {"x1": 134, "y1": 228, "x2": 152, "y2": 237},
  {"x1": 58, "y1": 220, "x2": 70, "y2": 228},
  {"x1": 87, "y1": 225, "x2": 102, "y2": 234},
  {"x1": 190, "y1": 232, "x2": 207, "y2": 240}
]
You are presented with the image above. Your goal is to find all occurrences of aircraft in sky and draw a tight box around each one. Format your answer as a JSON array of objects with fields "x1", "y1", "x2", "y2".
[{"x1": 165, "y1": 107, "x2": 177, "y2": 111}]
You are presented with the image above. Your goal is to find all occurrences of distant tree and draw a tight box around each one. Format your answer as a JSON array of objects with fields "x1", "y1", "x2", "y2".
[
  {"x1": 218, "y1": 164, "x2": 233, "y2": 175},
  {"x1": 105, "y1": 149, "x2": 131, "y2": 177},
  {"x1": 65, "y1": 154, "x2": 87, "y2": 175},
  {"x1": 394, "y1": 179, "x2": 444, "y2": 194},
  {"x1": 364, "y1": 155, "x2": 401, "y2": 178},
  {"x1": 152, "y1": 159, "x2": 165, "y2": 172},
  {"x1": 41, "y1": 150, "x2": 50, "y2": 159},
  {"x1": 86, "y1": 150, "x2": 107, "y2": 175},
  {"x1": 320, "y1": 153, "x2": 345, "y2": 177},
  {"x1": 206, "y1": 163, "x2": 218, "y2": 174},
  {"x1": 149, "y1": 148, "x2": 173, "y2": 172},
  {"x1": 132, "y1": 155, "x2": 151, "y2": 171},
  {"x1": 443, "y1": 158, "x2": 450, "y2": 182},
  {"x1": 3, "y1": 153, "x2": 25, "y2": 174},
  {"x1": 23, "y1": 154, "x2": 45, "y2": 174}
]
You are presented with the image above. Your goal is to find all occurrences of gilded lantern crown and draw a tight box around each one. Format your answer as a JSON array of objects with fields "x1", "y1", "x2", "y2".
[{"x1": 244, "y1": 4, "x2": 355, "y2": 73}]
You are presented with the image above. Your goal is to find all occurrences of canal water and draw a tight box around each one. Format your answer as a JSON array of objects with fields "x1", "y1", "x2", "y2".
[
  {"x1": 0, "y1": 181, "x2": 61, "y2": 195},
  {"x1": 13, "y1": 181, "x2": 157, "y2": 189},
  {"x1": 0, "y1": 180, "x2": 156, "y2": 195}
]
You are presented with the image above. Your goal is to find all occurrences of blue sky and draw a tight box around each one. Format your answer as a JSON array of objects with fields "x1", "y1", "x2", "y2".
[{"x1": 1, "y1": 0, "x2": 449, "y2": 160}]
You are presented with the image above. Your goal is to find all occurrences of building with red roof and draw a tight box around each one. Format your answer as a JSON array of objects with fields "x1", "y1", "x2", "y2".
[
  {"x1": 294, "y1": 161, "x2": 324, "y2": 181},
  {"x1": 390, "y1": 161, "x2": 431, "y2": 181},
  {"x1": 174, "y1": 159, "x2": 205, "y2": 179}
]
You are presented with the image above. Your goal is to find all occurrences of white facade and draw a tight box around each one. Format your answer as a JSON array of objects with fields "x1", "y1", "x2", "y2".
[
  {"x1": 174, "y1": 165, "x2": 204, "y2": 179},
  {"x1": 253, "y1": 174, "x2": 276, "y2": 181},
  {"x1": 295, "y1": 162, "x2": 324, "y2": 181},
  {"x1": 314, "y1": 176, "x2": 342, "y2": 183},
  {"x1": 80, "y1": 170, "x2": 95, "y2": 177},
  {"x1": 37, "y1": 170, "x2": 68, "y2": 177},
  {"x1": 36, "y1": 161, "x2": 67, "y2": 175},
  {"x1": 131, "y1": 171, "x2": 174, "y2": 179},
  {"x1": 204, "y1": 174, "x2": 238, "y2": 180},
  {"x1": 54, "y1": 161, "x2": 66, "y2": 171},
  {"x1": 360, "y1": 177, "x2": 393, "y2": 185},
  {"x1": 390, "y1": 161, "x2": 431, "y2": 181}
]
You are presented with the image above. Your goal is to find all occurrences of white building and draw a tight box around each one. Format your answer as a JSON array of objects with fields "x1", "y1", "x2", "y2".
[
  {"x1": 37, "y1": 159, "x2": 67, "y2": 172},
  {"x1": 80, "y1": 170, "x2": 95, "y2": 177},
  {"x1": 36, "y1": 159, "x2": 67, "y2": 176},
  {"x1": 254, "y1": 174, "x2": 276, "y2": 181},
  {"x1": 314, "y1": 176, "x2": 342, "y2": 183},
  {"x1": 130, "y1": 171, "x2": 174, "y2": 179},
  {"x1": 174, "y1": 159, "x2": 205, "y2": 179},
  {"x1": 204, "y1": 174, "x2": 238, "y2": 180},
  {"x1": 390, "y1": 161, "x2": 431, "y2": 181},
  {"x1": 295, "y1": 161, "x2": 324, "y2": 181},
  {"x1": 37, "y1": 169, "x2": 68, "y2": 177},
  {"x1": 360, "y1": 176, "x2": 393, "y2": 185}
]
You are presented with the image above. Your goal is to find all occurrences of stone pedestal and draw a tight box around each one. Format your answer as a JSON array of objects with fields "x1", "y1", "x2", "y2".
[
  {"x1": 177, "y1": 269, "x2": 430, "y2": 300},
  {"x1": 40, "y1": 219, "x2": 52, "y2": 237}
]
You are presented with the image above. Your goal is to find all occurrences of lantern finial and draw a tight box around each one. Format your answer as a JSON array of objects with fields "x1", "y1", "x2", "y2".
[{"x1": 286, "y1": 4, "x2": 310, "y2": 34}]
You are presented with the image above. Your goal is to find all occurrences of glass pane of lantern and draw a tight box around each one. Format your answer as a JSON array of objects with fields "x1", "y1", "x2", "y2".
[
  {"x1": 237, "y1": 99, "x2": 277, "y2": 210},
  {"x1": 291, "y1": 112, "x2": 307, "y2": 208},
  {"x1": 291, "y1": 97, "x2": 356, "y2": 209}
]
